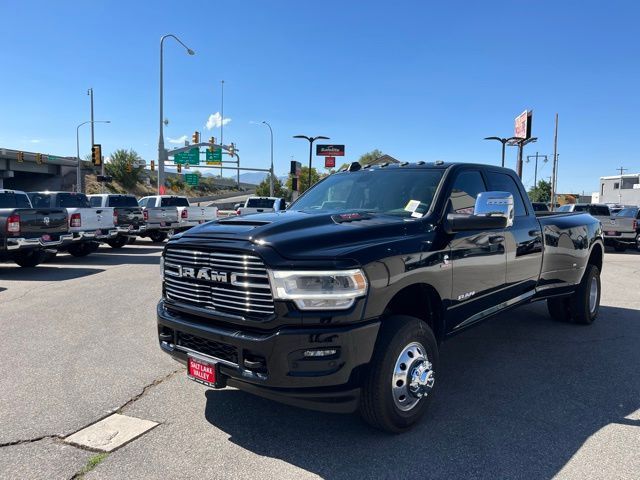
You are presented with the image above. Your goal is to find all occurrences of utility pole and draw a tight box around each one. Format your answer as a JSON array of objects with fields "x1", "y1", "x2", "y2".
[
  {"x1": 220, "y1": 80, "x2": 224, "y2": 178},
  {"x1": 550, "y1": 113, "x2": 559, "y2": 211}
]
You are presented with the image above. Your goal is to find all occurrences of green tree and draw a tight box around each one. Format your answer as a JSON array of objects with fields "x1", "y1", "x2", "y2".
[
  {"x1": 286, "y1": 166, "x2": 321, "y2": 195},
  {"x1": 528, "y1": 179, "x2": 552, "y2": 203},
  {"x1": 104, "y1": 149, "x2": 144, "y2": 190},
  {"x1": 338, "y1": 149, "x2": 384, "y2": 170},
  {"x1": 255, "y1": 174, "x2": 286, "y2": 198}
]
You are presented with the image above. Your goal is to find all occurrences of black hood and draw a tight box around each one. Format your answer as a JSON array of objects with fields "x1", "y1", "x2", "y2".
[{"x1": 180, "y1": 210, "x2": 430, "y2": 260}]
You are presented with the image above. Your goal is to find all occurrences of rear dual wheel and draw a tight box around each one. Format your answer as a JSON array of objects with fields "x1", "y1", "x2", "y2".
[
  {"x1": 547, "y1": 264, "x2": 601, "y2": 325},
  {"x1": 359, "y1": 316, "x2": 438, "y2": 433},
  {"x1": 13, "y1": 250, "x2": 47, "y2": 268},
  {"x1": 68, "y1": 242, "x2": 98, "y2": 257},
  {"x1": 148, "y1": 231, "x2": 167, "y2": 243}
]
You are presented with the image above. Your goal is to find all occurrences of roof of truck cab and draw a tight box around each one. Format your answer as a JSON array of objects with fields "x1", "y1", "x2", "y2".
[{"x1": 337, "y1": 161, "x2": 516, "y2": 173}]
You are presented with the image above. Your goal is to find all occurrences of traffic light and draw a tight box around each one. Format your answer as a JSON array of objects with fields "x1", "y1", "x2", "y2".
[
  {"x1": 177, "y1": 163, "x2": 182, "y2": 173},
  {"x1": 91, "y1": 144, "x2": 102, "y2": 166},
  {"x1": 228, "y1": 142, "x2": 235, "y2": 156},
  {"x1": 35, "y1": 153, "x2": 43, "y2": 164},
  {"x1": 192, "y1": 131, "x2": 200, "y2": 144},
  {"x1": 150, "y1": 160, "x2": 155, "y2": 171},
  {"x1": 17, "y1": 151, "x2": 24, "y2": 163},
  {"x1": 209, "y1": 137, "x2": 216, "y2": 152}
]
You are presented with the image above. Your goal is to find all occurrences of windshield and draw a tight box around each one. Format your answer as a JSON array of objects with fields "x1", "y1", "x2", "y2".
[
  {"x1": 0, "y1": 192, "x2": 31, "y2": 208},
  {"x1": 290, "y1": 169, "x2": 443, "y2": 217},
  {"x1": 160, "y1": 197, "x2": 190, "y2": 207},
  {"x1": 246, "y1": 198, "x2": 276, "y2": 208},
  {"x1": 108, "y1": 195, "x2": 138, "y2": 207}
]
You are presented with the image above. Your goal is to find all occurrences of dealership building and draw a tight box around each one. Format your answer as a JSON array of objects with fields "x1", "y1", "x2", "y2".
[{"x1": 592, "y1": 173, "x2": 640, "y2": 205}]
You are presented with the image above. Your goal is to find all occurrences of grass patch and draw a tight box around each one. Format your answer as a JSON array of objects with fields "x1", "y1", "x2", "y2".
[{"x1": 74, "y1": 452, "x2": 109, "y2": 479}]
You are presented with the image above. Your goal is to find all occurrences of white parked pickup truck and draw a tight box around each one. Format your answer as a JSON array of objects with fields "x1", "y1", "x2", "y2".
[
  {"x1": 138, "y1": 195, "x2": 217, "y2": 241},
  {"x1": 28, "y1": 191, "x2": 117, "y2": 257},
  {"x1": 237, "y1": 197, "x2": 287, "y2": 215}
]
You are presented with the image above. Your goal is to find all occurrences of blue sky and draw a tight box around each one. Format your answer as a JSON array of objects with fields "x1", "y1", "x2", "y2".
[{"x1": 1, "y1": 0, "x2": 638, "y2": 193}]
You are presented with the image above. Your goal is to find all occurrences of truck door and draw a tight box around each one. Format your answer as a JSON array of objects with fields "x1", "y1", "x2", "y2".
[
  {"x1": 486, "y1": 171, "x2": 543, "y2": 299},
  {"x1": 446, "y1": 169, "x2": 508, "y2": 331}
]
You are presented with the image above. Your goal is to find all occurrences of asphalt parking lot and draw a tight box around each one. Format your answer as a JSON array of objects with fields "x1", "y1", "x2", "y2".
[{"x1": 1, "y1": 244, "x2": 639, "y2": 479}]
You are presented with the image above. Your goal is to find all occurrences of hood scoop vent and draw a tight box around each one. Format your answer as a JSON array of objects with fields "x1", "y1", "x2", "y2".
[
  {"x1": 331, "y1": 212, "x2": 373, "y2": 223},
  {"x1": 218, "y1": 218, "x2": 272, "y2": 226}
]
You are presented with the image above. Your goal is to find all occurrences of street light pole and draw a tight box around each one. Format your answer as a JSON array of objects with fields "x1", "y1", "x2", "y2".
[
  {"x1": 293, "y1": 135, "x2": 329, "y2": 191},
  {"x1": 483, "y1": 136, "x2": 521, "y2": 168},
  {"x1": 158, "y1": 34, "x2": 195, "y2": 195},
  {"x1": 262, "y1": 121, "x2": 274, "y2": 196},
  {"x1": 76, "y1": 120, "x2": 111, "y2": 193}
]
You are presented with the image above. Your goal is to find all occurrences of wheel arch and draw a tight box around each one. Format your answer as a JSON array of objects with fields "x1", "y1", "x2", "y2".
[
  {"x1": 381, "y1": 283, "x2": 445, "y2": 342},
  {"x1": 588, "y1": 240, "x2": 604, "y2": 272}
]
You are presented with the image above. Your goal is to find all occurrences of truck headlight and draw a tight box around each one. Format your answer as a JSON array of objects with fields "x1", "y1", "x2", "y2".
[{"x1": 268, "y1": 269, "x2": 368, "y2": 310}]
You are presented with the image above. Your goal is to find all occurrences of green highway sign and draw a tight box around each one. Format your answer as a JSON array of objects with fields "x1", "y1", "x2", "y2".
[
  {"x1": 184, "y1": 173, "x2": 199, "y2": 186},
  {"x1": 206, "y1": 148, "x2": 222, "y2": 165},
  {"x1": 174, "y1": 148, "x2": 199, "y2": 165}
]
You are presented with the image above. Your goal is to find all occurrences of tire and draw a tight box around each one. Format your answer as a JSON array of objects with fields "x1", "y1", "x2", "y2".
[
  {"x1": 67, "y1": 243, "x2": 93, "y2": 257},
  {"x1": 127, "y1": 236, "x2": 137, "y2": 245},
  {"x1": 614, "y1": 243, "x2": 626, "y2": 252},
  {"x1": 13, "y1": 250, "x2": 47, "y2": 268},
  {"x1": 636, "y1": 234, "x2": 640, "y2": 252},
  {"x1": 359, "y1": 315, "x2": 438, "y2": 433},
  {"x1": 546, "y1": 264, "x2": 601, "y2": 325},
  {"x1": 148, "y1": 231, "x2": 167, "y2": 243},
  {"x1": 107, "y1": 236, "x2": 128, "y2": 249}
]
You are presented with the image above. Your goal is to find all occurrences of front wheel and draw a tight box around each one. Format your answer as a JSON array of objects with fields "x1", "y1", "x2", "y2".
[
  {"x1": 614, "y1": 243, "x2": 626, "y2": 252},
  {"x1": 359, "y1": 316, "x2": 438, "y2": 433},
  {"x1": 107, "y1": 236, "x2": 128, "y2": 249},
  {"x1": 148, "y1": 231, "x2": 167, "y2": 243},
  {"x1": 67, "y1": 243, "x2": 93, "y2": 257}
]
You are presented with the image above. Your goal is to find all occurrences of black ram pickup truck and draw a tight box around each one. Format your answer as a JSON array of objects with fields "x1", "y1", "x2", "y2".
[
  {"x1": 157, "y1": 162, "x2": 604, "y2": 433},
  {"x1": 0, "y1": 189, "x2": 71, "y2": 267}
]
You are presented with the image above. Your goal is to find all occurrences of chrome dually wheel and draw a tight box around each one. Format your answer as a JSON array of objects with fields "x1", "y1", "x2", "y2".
[{"x1": 392, "y1": 342, "x2": 434, "y2": 412}]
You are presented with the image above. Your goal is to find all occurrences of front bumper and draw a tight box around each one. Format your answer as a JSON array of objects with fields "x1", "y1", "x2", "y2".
[
  {"x1": 157, "y1": 300, "x2": 380, "y2": 413},
  {"x1": 6, "y1": 233, "x2": 75, "y2": 251}
]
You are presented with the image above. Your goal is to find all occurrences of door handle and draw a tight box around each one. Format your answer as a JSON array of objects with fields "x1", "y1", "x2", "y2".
[{"x1": 489, "y1": 235, "x2": 504, "y2": 244}]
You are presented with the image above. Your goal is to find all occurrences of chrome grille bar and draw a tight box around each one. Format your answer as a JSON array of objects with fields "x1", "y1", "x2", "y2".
[{"x1": 163, "y1": 246, "x2": 275, "y2": 317}]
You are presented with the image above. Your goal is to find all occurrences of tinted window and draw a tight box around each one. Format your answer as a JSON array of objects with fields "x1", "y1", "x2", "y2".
[
  {"x1": 107, "y1": 195, "x2": 138, "y2": 207},
  {"x1": 160, "y1": 197, "x2": 190, "y2": 207},
  {"x1": 532, "y1": 202, "x2": 549, "y2": 212},
  {"x1": 557, "y1": 204, "x2": 573, "y2": 212},
  {"x1": 616, "y1": 208, "x2": 639, "y2": 218},
  {"x1": 448, "y1": 170, "x2": 486, "y2": 214},
  {"x1": 138, "y1": 198, "x2": 148, "y2": 207},
  {"x1": 246, "y1": 198, "x2": 276, "y2": 208},
  {"x1": 0, "y1": 192, "x2": 31, "y2": 208},
  {"x1": 28, "y1": 193, "x2": 51, "y2": 208},
  {"x1": 89, "y1": 196, "x2": 102, "y2": 207},
  {"x1": 56, "y1": 193, "x2": 90, "y2": 208},
  {"x1": 486, "y1": 172, "x2": 527, "y2": 216},
  {"x1": 590, "y1": 205, "x2": 610, "y2": 216},
  {"x1": 291, "y1": 169, "x2": 443, "y2": 217}
]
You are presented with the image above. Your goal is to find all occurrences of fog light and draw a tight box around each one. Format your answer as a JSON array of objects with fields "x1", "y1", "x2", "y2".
[{"x1": 303, "y1": 349, "x2": 337, "y2": 358}]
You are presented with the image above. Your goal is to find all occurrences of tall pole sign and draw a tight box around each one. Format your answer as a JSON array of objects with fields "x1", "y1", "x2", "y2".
[{"x1": 514, "y1": 110, "x2": 534, "y2": 179}]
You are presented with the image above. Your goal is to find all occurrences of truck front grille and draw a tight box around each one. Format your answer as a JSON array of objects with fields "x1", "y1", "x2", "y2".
[{"x1": 163, "y1": 247, "x2": 275, "y2": 318}]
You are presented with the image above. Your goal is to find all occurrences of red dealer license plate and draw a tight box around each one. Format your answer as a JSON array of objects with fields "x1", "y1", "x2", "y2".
[{"x1": 187, "y1": 356, "x2": 218, "y2": 387}]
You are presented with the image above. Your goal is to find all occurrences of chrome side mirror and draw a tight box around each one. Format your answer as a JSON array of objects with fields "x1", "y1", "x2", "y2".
[{"x1": 474, "y1": 191, "x2": 514, "y2": 228}]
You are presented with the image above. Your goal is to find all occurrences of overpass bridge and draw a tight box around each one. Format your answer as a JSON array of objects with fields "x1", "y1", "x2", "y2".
[{"x1": 0, "y1": 147, "x2": 79, "y2": 191}]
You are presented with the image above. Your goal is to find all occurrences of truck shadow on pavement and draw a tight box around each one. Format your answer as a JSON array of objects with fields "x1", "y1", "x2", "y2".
[
  {"x1": 203, "y1": 302, "x2": 640, "y2": 479},
  {"x1": 0, "y1": 266, "x2": 105, "y2": 282}
]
